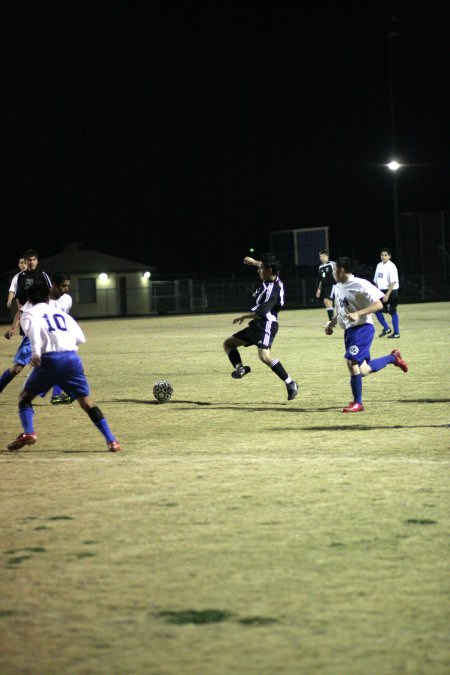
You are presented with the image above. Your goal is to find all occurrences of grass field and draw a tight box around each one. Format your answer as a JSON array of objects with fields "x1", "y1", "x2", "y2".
[{"x1": 0, "y1": 302, "x2": 449, "y2": 674}]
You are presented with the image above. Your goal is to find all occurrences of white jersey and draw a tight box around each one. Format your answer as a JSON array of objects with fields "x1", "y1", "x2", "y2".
[
  {"x1": 373, "y1": 260, "x2": 399, "y2": 290},
  {"x1": 21, "y1": 294, "x2": 72, "y2": 314},
  {"x1": 20, "y1": 301, "x2": 86, "y2": 357},
  {"x1": 334, "y1": 276, "x2": 384, "y2": 330}
]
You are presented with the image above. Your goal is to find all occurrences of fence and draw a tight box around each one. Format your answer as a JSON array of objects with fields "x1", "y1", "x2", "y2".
[{"x1": 0, "y1": 273, "x2": 448, "y2": 322}]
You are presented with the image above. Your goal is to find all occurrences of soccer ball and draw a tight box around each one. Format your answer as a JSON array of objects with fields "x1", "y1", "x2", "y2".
[{"x1": 153, "y1": 380, "x2": 173, "y2": 403}]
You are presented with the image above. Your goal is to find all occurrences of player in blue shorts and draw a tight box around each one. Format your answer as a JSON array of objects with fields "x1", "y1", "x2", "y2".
[
  {"x1": 6, "y1": 283, "x2": 121, "y2": 452},
  {"x1": 223, "y1": 252, "x2": 298, "y2": 401},
  {"x1": 325, "y1": 256, "x2": 408, "y2": 412}
]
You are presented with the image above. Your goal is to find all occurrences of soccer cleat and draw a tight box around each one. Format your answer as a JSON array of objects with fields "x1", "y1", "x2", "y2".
[
  {"x1": 286, "y1": 380, "x2": 298, "y2": 401},
  {"x1": 107, "y1": 440, "x2": 122, "y2": 452},
  {"x1": 379, "y1": 328, "x2": 392, "y2": 337},
  {"x1": 231, "y1": 365, "x2": 251, "y2": 379},
  {"x1": 387, "y1": 334, "x2": 400, "y2": 339},
  {"x1": 391, "y1": 349, "x2": 408, "y2": 372},
  {"x1": 7, "y1": 432, "x2": 38, "y2": 450},
  {"x1": 342, "y1": 403, "x2": 365, "y2": 413},
  {"x1": 51, "y1": 393, "x2": 74, "y2": 405}
]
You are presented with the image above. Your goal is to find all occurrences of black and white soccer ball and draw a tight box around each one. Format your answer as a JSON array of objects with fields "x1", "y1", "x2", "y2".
[{"x1": 153, "y1": 380, "x2": 173, "y2": 403}]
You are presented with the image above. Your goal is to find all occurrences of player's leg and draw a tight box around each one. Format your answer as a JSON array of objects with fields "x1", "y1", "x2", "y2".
[
  {"x1": 323, "y1": 295, "x2": 334, "y2": 321},
  {"x1": 224, "y1": 334, "x2": 252, "y2": 378},
  {"x1": 257, "y1": 347, "x2": 298, "y2": 400},
  {"x1": 387, "y1": 293, "x2": 400, "y2": 337},
  {"x1": 7, "y1": 389, "x2": 38, "y2": 450},
  {"x1": 375, "y1": 300, "x2": 391, "y2": 336},
  {"x1": 0, "y1": 336, "x2": 30, "y2": 392},
  {"x1": 76, "y1": 396, "x2": 121, "y2": 452}
]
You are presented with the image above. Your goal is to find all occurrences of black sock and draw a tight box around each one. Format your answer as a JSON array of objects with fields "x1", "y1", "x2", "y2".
[
  {"x1": 327, "y1": 308, "x2": 334, "y2": 320},
  {"x1": 228, "y1": 348, "x2": 242, "y2": 368},
  {"x1": 270, "y1": 359, "x2": 289, "y2": 381}
]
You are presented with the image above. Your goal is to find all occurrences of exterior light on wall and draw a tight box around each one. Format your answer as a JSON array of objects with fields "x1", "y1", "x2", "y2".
[
  {"x1": 98, "y1": 273, "x2": 109, "y2": 281},
  {"x1": 143, "y1": 271, "x2": 151, "y2": 279}
]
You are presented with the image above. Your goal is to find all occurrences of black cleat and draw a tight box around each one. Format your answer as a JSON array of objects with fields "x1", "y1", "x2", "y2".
[
  {"x1": 387, "y1": 333, "x2": 400, "y2": 339},
  {"x1": 286, "y1": 380, "x2": 298, "y2": 401},
  {"x1": 231, "y1": 365, "x2": 251, "y2": 379},
  {"x1": 379, "y1": 328, "x2": 392, "y2": 337}
]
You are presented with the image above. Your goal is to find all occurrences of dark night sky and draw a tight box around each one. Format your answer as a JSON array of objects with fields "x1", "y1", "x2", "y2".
[{"x1": 3, "y1": 0, "x2": 449, "y2": 276}]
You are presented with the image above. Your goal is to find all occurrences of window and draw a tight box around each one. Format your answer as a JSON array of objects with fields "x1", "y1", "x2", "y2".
[{"x1": 77, "y1": 278, "x2": 97, "y2": 303}]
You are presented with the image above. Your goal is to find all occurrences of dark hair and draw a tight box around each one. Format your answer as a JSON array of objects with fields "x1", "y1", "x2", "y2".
[
  {"x1": 52, "y1": 271, "x2": 71, "y2": 285},
  {"x1": 380, "y1": 247, "x2": 392, "y2": 255},
  {"x1": 260, "y1": 252, "x2": 281, "y2": 274},
  {"x1": 22, "y1": 249, "x2": 39, "y2": 259},
  {"x1": 26, "y1": 283, "x2": 50, "y2": 304},
  {"x1": 319, "y1": 249, "x2": 329, "y2": 255},
  {"x1": 335, "y1": 256, "x2": 354, "y2": 273}
]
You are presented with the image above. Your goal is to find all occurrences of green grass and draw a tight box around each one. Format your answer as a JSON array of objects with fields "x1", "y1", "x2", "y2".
[{"x1": 0, "y1": 302, "x2": 449, "y2": 674}]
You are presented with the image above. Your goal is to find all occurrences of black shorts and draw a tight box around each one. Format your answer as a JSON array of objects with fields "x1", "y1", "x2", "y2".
[
  {"x1": 320, "y1": 285, "x2": 334, "y2": 301},
  {"x1": 380, "y1": 289, "x2": 399, "y2": 313},
  {"x1": 233, "y1": 318, "x2": 279, "y2": 350}
]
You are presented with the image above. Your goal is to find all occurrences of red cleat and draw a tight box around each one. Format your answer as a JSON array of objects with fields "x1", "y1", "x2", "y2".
[
  {"x1": 342, "y1": 403, "x2": 365, "y2": 413},
  {"x1": 107, "y1": 440, "x2": 122, "y2": 452},
  {"x1": 391, "y1": 349, "x2": 408, "y2": 373},
  {"x1": 7, "y1": 432, "x2": 37, "y2": 450}
]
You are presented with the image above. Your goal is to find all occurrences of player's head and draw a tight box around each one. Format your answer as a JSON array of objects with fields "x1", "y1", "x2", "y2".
[
  {"x1": 18, "y1": 257, "x2": 27, "y2": 271},
  {"x1": 22, "y1": 249, "x2": 39, "y2": 270},
  {"x1": 26, "y1": 283, "x2": 50, "y2": 305},
  {"x1": 51, "y1": 271, "x2": 71, "y2": 298},
  {"x1": 259, "y1": 253, "x2": 280, "y2": 279},
  {"x1": 380, "y1": 248, "x2": 392, "y2": 262},
  {"x1": 319, "y1": 249, "x2": 329, "y2": 263},
  {"x1": 334, "y1": 256, "x2": 353, "y2": 282}
]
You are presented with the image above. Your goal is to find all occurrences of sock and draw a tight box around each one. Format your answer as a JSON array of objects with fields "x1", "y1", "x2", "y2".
[
  {"x1": 19, "y1": 404, "x2": 35, "y2": 434},
  {"x1": 392, "y1": 313, "x2": 399, "y2": 334},
  {"x1": 368, "y1": 355, "x2": 395, "y2": 372},
  {"x1": 327, "y1": 308, "x2": 334, "y2": 320},
  {"x1": 375, "y1": 311, "x2": 389, "y2": 330},
  {"x1": 228, "y1": 348, "x2": 242, "y2": 369},
  {"x1": 0, "y1": 368, "x2": 14, "y2": 393},
  {"x1": 87, "y1": 406, "x2": 115, "y2": 443},
  {"x1": 52, "y1": 385, "x2": 63, "y2": 397},
  {"x1": 270, "y1": 359, "x2": 289, "y2": 381},
  {"x1": 350, "y1": 374, "x2": 363, "y2": 404}
]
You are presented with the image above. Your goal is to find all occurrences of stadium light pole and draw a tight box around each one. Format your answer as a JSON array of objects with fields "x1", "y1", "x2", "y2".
[{"x1": 386, "y1": 160, "x2": 403, "y2": 268}]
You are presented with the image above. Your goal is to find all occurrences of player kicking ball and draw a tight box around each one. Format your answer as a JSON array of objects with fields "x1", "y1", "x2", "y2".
[
  {"x1": 325, "y1": 256, "x2": 408, "y2": 412},
  {"x1": 7, "y1": 283, "x2": 121, "y2": 452},
  {"x1": 223, "y1": 252, "x2": 298, "y2": 401}
]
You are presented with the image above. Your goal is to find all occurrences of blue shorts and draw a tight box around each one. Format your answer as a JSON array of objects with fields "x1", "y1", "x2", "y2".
[
  {"x1": 344, "y1": 324, "x2": 375, "y2": 364},
  {"x1": 24, "y1": 351, "x2": 90, "y2": 400},
  {"x1": 14, "y1": 336, "x2": 32, "y2": 366}
]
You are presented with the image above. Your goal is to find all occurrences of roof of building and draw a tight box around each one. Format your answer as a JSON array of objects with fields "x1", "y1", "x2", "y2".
[{"x1": 36, "y1": 243, "x2": 155, "y2": 274}]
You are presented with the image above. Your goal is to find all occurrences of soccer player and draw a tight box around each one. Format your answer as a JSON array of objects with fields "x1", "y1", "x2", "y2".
[
  {"x1": 223, "y1": 253, "x2": 298, "y2": 401},
  {"x1": 1, "y1": 250, "x2": 52, "y2": 394},
  {"x1": 325, "y1": 256, "x2": 408, "y2": 413},
  {"x1": 6, "y1": 283, "x2": 121, "y2": 452},
  {"x1": 6, "y1": 257, "x2": 28, "y2": 308},
  {"x1": 373, "y1": 247, "x2": 401, "y2": 338},
  {"x1": 315, "y1": 249, "x2": 335, "y2": 321}
]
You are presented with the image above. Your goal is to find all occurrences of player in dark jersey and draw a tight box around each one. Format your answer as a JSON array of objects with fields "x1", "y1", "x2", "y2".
[
  {"x1": 223, "y1": 253, "x2": 298, "y2": 401},
  {"x1": 0, "y1": 250, "x2": 52, "y2": 394},
  {"x1": 316, "y1": 249, "x2": 335, "y2": 321}
]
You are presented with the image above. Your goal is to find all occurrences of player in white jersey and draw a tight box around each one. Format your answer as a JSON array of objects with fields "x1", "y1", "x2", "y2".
[
  {"x1": 0, "y1": 272, "x2": 72, "y2": 401},
  {"x1": 373, "y1": 247, "x2": 401, "y2": 338},
  {"x1": 6, "y1": 283, "x2": 121, "y2": 452},
  {"x1": 325, "y1": 257, "x2": 408, "y2": 413}
]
